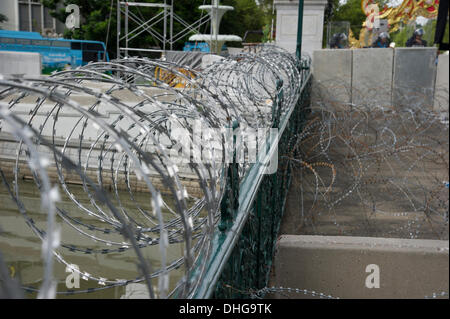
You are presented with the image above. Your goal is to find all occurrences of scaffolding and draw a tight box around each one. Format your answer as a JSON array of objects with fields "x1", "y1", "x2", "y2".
[{"x1": 116, "y1": 1, "x2": 211, "y2": 58}]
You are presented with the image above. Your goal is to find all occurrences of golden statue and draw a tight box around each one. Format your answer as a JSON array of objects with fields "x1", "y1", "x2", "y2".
[{"x1": 349, "y1": 0, "x2": 440, "y2": 48}]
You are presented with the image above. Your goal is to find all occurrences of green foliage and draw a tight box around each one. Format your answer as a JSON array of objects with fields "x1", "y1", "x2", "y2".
[
  {"x1": 258, "y1": 0, "x2": 275, "y2": 26},
  {"x1": 332, "y1": 0, "x2": 366, "y2": 38},
  {"x1": 220, "y1": 0, "x2": 265, "y2": 44},
  {"x1": 261, "y1": 23, "x2": 271, "y2": 43},
  {"x1": 422, "y1": 19, "x2": 436, "y2": 47},
  {"x1": 390, "y1": 26, "x2": 410, "y2": 47},
  {"x1": 422, "y1": 18, "x2": 449, "y2": 50},
  {"x1": 258, "y1": 0, "x2": 276, "y2": 43},
  {"x1": 443, "y1": 20, "x2": 450, "y2": 46},
  {"x1": 324, "y1": 0, "x2": 339, "y2": 25},
  {"x1": 42, "y1": 0, "x2": 119, "y2": 55}
]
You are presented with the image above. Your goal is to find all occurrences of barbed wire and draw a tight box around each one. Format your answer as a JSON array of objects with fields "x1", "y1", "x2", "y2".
[
  {"x1": 224, "y1": 284, "x2": 448, "y2": 299},
  {"x1": 0, "y1": 44, "x2": 310, "y2": 298},
  {"x1": 221, "y1": 283, "x2": 339, "y2": 299},
  {"x1": 286, "y1": 79, "x2": 449, "y2": 240}
]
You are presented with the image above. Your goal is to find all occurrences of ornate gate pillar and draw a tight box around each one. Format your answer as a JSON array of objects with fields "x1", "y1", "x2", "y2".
[{"x1": 274, "y1": 0, "x2": 328, "y2": 58}]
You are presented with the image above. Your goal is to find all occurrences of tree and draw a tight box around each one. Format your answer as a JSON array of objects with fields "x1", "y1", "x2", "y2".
[
  {"x1": 324, "y1": 0, "x2": 339, "y2": 25},
  {"x1": 322, "y1": 0, "x2": 340, "y2": 46},
  {"x1": 390, "y1": 22, "x2": 415, "y2": 47},
  {"x1": 41, "y1": 0, "x2": 120, "y2": 55},
  {"x1": 257, "y1": 0, "x2": 275, "y2": 26},
  {"x1": 332, "y1": 0, "x2": 366, "y2": 38},
  {"x1": 220, "y1": 0, "x2": 265, "y2": 44},
  {"x1": 257, "y1": 0, "x2": 275, "y2": 42}
]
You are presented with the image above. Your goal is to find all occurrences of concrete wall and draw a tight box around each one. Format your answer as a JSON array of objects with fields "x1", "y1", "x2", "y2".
[
  {"x1": 312, "y1": 47, "x2": 443, "y2": 109},
  {"x1": 352, "y1": 48, "x2": 394, "y2": 107},
  {"x1": 0, "y1": 51, "x2": 41, "y2": 76},
  {"x1": 272, "y1": 235, "x2": 449, "y2": 299},
  {"x1": 434, "y1": 53, "x2": 449, "y2": 115},
  {"x1": 274, "y1": 0, "x2": 328, "y2": 58},
  {"x1": 227, "y1": 47, "x2": 244, "y2": 55},
  {"x1": 392, "y1": 47, "x2": 437, "y2": 108},
  {"x1": 313, "y1": 49, "x2": 352, "y2": 103}
]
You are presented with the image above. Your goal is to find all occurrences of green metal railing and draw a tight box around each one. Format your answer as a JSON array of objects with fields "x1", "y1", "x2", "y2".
[{"x1": 193, "y1": 65, "x2": 312, "y2": 299}]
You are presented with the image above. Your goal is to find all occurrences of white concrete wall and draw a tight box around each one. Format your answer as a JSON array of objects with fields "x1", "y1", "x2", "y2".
[
  {"x1": 274, "y1": 0, "x2": 328, "y2": 58},
  {"x1": 272, "y1": 235, "x2": 449, "y2": 299},
  {"x1": 0, "y1": 51, "x2": 41, "y2": 76}
]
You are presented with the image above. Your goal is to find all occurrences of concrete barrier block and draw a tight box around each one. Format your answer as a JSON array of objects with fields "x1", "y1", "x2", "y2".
[
  {"x1": 352, "y1": 48, "x2": 393, "y2": 107},
  {"x1": 0, "y1": 51, "x2": 41, "y2": 76},
  {"x1": 201, "y1": 54, "x2": 225, "y2": 70},
  {"x1": 273, "y1": 235, "x2": 449, "y2": 299},
  {"x1": 313, "y1": 49, "x2": 352, "y2": 104},
  {"x1": 393, "y1": 47, "x2": 437, "y2": 108},
  {"x1": 227, "y1": 47, "x2": 244, "y2": 55},
  {"x1": 434, "y1": 53, "x2": 449, "y2": 116}
]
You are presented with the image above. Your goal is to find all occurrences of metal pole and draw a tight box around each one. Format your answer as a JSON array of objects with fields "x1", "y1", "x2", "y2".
[
  {"x1": 209, "y1": 1, "x2": 214, "y2": 54},
  {"x1": 170, "y1": 0, "x2": 173, "y2": 51},
  {"x1": 163, "y1": 0, "x2": 167, "y2": 52},
  {"x1": 41, "y1": 3, "x2": 44, "y2": 34},
  {"x1": 125, "y1": 3, "x2": 129, "y2": 57},
  {"x1": 270, "y1": 1, "x2": 275, "y2": 42},
  {"x1": 215, "y1": 0, "x2": 218, "y2": 54},
  {"x1": 117, "y1": 0, "x2": 122, "y2": 79},
  {"x1": 28, "y1": 0, "x2": 32, "y2": 31},
  {"x1": 117, "y1": 0, "x2": 121, "y2": 59},
  {"x1": 296, "y1": 0, "x2": 304, "y2": 59}
]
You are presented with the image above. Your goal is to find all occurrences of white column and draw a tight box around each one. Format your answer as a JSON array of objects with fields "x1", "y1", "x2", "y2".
[
  {"x1": 0, "y1": 0, "x2": 19, "y2": 30},
  {"x1": 14, "y1": 0, "x2": 20, "y2": 31},
  {"x1": 274, "y1": 0, "x2": 328, "y2": 58}
]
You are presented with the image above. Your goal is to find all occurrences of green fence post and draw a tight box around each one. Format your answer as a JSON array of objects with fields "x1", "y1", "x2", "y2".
[
  {"x1": 219, "y1": 121, "x2": 240, "y2": 232},
  {"x1": 296, "y1": 0, "x2": 304, "y2": 60}
]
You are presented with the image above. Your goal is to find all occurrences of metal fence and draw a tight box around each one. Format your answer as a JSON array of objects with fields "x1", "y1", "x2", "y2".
[{"x1": 195, "y1": 66, "x2": 311, "y2": 298}]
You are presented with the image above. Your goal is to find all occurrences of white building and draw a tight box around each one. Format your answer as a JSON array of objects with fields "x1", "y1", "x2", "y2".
[{"x1": 0, "y1": 0, "x2": 64, "y2": 35}]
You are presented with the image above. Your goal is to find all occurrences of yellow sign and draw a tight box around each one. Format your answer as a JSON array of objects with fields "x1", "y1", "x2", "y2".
[{"x1": 154, "y1": 67, "x2": 196, "y2": 88}]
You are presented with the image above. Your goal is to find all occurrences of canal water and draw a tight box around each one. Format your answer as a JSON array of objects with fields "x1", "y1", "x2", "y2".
[{"x1": 0, "y1": 179, "x2": 190, "y2": 298}]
